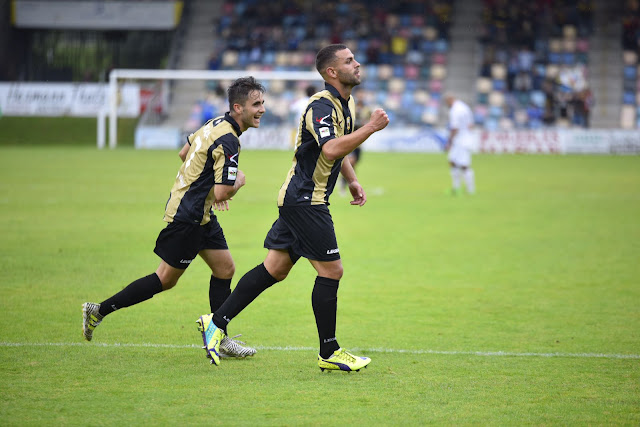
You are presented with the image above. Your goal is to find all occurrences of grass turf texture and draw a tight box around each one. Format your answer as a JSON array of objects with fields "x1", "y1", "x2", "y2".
[
  {"x1": 0, "y1": 147, "x2": 638, "y2": 425},
  {"x1": 0, "y1": 116, "x2": 138, "y2": 146}
]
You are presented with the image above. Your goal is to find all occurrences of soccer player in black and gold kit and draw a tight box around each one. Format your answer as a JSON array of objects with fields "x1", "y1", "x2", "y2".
[
  {"x1": 83, "y1": 77, "x2": 266, "y2": 358},
  {"x1": 197, "y1": 44, "x2": 390, "y2": 370}
]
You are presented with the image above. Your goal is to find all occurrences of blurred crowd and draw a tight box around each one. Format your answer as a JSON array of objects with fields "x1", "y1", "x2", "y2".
[
  {"x1": 621, "y1": 0, "x2": 640, "y2": 128},
  {"x1": 186, "y1": 0, "x2": 615, "y2": 131},
  {"x1": 190, "y1": 0, "x2": 455, "y2": 130},
  {"x1": 475, "y1": 0, "x2": 594, "y2": 129}
]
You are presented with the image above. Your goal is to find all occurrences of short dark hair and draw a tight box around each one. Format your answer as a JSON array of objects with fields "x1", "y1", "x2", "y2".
[
  {"x1": 305, "y1": 85, "x2": 316, "y2": 97},
  {"x1": 315, "y1": 44, "x2": 348, "y2": 76},
  {"x1": 228, "y1": 76, "x2": 265, "y2": 110}
]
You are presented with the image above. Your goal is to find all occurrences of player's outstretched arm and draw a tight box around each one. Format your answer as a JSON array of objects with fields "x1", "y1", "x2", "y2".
[{"x1": 322, "y1": 108, "x2": 389, "y2": 161}]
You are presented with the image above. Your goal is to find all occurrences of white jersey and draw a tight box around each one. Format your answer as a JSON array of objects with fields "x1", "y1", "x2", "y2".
[
  {"x1": 449, "y1": 99, "x2": 473, "y2": 148},
  {"x1": 448, "y1": 99, "x2": 474, "y2": 166}
]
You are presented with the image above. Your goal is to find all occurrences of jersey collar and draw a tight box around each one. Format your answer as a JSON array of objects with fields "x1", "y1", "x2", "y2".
[
  {"x1": 324, "y1": 82, "x2": 350, "y2": 103},
  {"x1": 224, "y1": 112, "x2": 242, "y2": 136}
]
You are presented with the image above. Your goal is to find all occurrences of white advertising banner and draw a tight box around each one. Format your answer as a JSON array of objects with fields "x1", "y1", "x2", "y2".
[
  {"x1": 13, "y1": 0, "x2": 182, "y2": 30},
  {"x1": 0, "y1": 83, "x2": 140, "y2": 117},
  {"x1": 563, "y1": 129, "x2": 640, "y2": 154},
  {"x1": 135, "y1": 126, "x2": 181, "y2": 149},
  {"x1": 237, "y1": 126, "x2": 450, "y2": 153},
  {"x1": 234, "y1": 126, "x2": 640, "y2": 154},
  {"x1": 478, "y1": 129, "x2": 640, "y2": 154},
  {"x1": 478, "y1": 130, "x2": 563, "y2": 154}
]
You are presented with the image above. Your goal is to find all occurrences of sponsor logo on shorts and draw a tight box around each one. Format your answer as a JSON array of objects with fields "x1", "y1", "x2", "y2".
[
  {"x1": 326, "y1": 248, "x2": 339, "y2": 255},
  {"x1": 180, "y1": 259, "x2": 193, "y2": 264}
]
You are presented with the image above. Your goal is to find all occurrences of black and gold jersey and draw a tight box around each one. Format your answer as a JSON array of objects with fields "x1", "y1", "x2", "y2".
[
  {"x1": 163, "y1": 113, "x2": 242, "y2": 225},
  {"x1": 278, "y1": 82, "x2": 356, "y2": 206}
]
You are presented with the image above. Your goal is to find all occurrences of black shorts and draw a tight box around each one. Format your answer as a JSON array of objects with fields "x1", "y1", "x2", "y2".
[
  {"x1": 154, "y1": 216, "x2": 228, "y2": 269},
  {"x1": 264, "y1": 205, "x2": 340, "y2": 263}
]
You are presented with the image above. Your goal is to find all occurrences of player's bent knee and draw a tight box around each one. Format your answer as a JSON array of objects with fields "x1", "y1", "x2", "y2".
[
  {"x1": 312, "y1": 260, "x2": 343, "y2": 280},
  {"x1": 212, "y1": 262, "x2": 235, "y2": 279},
  {"x1": 269, "y1": 268, "x2": 289, "y2": 282},
  {"x1": 160, "y1": 277, "x2": 179, "y2": 291}
]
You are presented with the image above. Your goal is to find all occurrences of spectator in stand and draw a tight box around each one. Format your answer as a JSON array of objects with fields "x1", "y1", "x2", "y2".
[
  {"x1": 571, "y1": 88, "x2": 594, "y2": 128},
  {"x1": 542, "y1": 79, "x2": 557, "y2": 125}
]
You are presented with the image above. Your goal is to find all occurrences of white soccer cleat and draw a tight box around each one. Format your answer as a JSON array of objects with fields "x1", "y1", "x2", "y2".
[
  {"x1": 219, "y1": 334, "x2": 257, "y2": 358},
  {"x1": 82, "y1": 302, "x2": 103, "y2": 341}
]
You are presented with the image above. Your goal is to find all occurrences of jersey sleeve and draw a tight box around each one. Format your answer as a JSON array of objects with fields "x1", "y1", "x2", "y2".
[
  {"x1": 210, "y1": 134, "x2": 240, "y2": 185},
  {"x1": 449, "y1": 106, "x2": 462, "y2": 130},
  {"x1": 306, "y1": 99, "x2": 336, "y2": 146}
]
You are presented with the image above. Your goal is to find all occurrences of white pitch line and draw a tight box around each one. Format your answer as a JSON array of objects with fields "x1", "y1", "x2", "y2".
[{"x1": 1, "y1": 342, "x2": 638, "y2": 360}]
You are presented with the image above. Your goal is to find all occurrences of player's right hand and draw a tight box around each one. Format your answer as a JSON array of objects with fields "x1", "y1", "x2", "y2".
[{"x1": 369, "y1": 108, "x2": 390, "y2": 132}]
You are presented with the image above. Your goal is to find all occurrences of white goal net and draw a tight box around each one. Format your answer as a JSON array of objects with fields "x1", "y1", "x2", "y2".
[{"x1": 105, "y1": 69, "x2": 323, "y2": 149}]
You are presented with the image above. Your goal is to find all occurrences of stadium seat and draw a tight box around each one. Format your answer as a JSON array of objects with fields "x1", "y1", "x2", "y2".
[
  {"x1": 624, "y1": 50, "x2": 638, "y2": 66},
  {"x1": 431, "y1": 64, "x2": 447, "y2": 80},
  {"x1": 222, "y1": 51, "x2": 239, "y2": 68},
  {"x1": 424, "y1": 26, "x2": 438, "y2": 41},
  {"x1": 428, "y1": 79, "x2": 443, "y2": 93},
  {"x1": 549, "y1": 38, "x2": 563, "y2": 53},
  {"x1": 491, "y1": 63, "x2": 506, "y2": 80},
  {"x1": 476, "y1": 77, "x2": 492, "y2": 93},
  {"x1": 388, "y1": 78, "x2": 406, "y2": 94},
  {"x1": 492, "y1": 79, "x2": 506, "y2": 91},
  {"x1": 488, "y1": 91, "x2": 505, "y2": 107},
  {"x1": 413, "y1": 89, "x2": 430, "y2": 104},
  {"x1": 563, "y1": 25, "x2": 577, "y2": 39},
  {"x1": 378, "y1": 64, "x2": 393, "y2": 80},
  {"x1": 405, "y1": 65, "x2": 419, "y2": 80}
]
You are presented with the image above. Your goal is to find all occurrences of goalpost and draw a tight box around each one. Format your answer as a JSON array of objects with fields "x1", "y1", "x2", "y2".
[{"x1": 106, "y1": 69, "x2": 323, "y2": 149}]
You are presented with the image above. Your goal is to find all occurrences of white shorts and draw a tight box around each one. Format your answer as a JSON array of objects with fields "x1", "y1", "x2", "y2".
[{"x1": 448, "y1": 144, "x2": 472, "y2": 167}]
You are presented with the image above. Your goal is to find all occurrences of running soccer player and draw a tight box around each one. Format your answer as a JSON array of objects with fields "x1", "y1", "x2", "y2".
[
  {"x1": 444, "y1": 94, "x2": 475, "y2": 195},
  {"x1": 82, "y1": 77, "x2": 266, "y2": 359},
  {"x1": 196, "y1": 44, "x2": 389, "y2": 371}
]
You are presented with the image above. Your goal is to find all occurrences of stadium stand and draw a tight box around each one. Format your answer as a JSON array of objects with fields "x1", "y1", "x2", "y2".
[
  {"x1": 621, "y1": 0, "x2": 640, "y2": 128},
  {"x1": 475, "y1": 0, "x2": 595, "y2": 130},
  {"x1": 3, "y1": 0, "x2": 634, "y2": 131},
  {"x1": 185, "y1": 0, "x2": 455, "y2": 131}
]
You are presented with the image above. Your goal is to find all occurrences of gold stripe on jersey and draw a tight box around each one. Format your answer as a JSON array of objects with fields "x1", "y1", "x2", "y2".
[
  {"x1": 311, "y1": 151, "x2": 333, "y2": 203},
  {"x1": 277, "y1": 86, "x2": 356, "y2": 206},
  {"x1": 164, "y1": 115, "x2": 240, "y2": 225},
  {"x1": 212, "y1": 144, "x2": 226, "y2": 184},
  {"x1": 277, "y1": 157, "x2": 297, "y2": 206}
]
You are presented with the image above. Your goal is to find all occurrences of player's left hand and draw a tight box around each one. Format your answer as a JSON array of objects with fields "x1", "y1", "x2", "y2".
[
  {"x1": 348, "y1": 181, "x2": 366, "y2": 207},
  {"x1": 212, "y1": 199, "x2": 230, "y2": 211}
]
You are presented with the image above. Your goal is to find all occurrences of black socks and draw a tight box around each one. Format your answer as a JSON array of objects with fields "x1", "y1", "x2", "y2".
[
  {"x1": 209, "y1": 276, "x2": 232, "y2": 313},
  {"x1": 99, "y1": 273, "x2": 163, "y2": 317},
  {"x1": 312, "y1": 276, "x2": 340, "y2": 359},
  {"x1": 213, "y1": 263, "x2": 277, "y2": 331}
]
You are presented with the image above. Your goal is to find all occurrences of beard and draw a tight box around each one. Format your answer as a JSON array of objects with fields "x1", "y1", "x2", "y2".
[{"x1": 337, "y1": 69, "x2": 361, "y2": 87}]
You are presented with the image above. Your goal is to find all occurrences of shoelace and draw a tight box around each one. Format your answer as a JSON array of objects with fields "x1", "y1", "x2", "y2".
[
  {"x1": 220, "y1": 334, "x2": 255, "y2": 356},
  {"x1": 337, "y1": 350, "x2": 356, "y2": 363},
  {"x1": 226, "y1": 334, "x2": 247, "y2": 345}
]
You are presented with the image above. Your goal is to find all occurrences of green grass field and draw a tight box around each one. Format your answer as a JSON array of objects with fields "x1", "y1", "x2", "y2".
[{"x1": 0, "y1": 144, "x2": 639, "y2": 425}]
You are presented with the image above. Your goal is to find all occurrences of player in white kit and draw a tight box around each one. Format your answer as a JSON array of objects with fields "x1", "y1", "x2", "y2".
[{"x1": 444, "y1": 94, "x2": 475, "y2": 195}]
